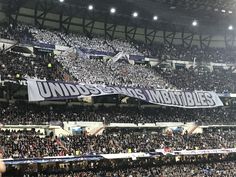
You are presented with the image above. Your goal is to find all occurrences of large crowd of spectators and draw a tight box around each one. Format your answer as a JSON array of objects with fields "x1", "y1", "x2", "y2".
[
  {"x1": 0, "y1": 51, "x2": 65, "y2": 80},
  {"x1": 1, "y1": 49, "x2": 235, "y2": 92},
  {"x1": 0, "y1": 24, "x2": 143, "y2": 56},
  {"x1": 159, "y1": 66, "x2": 236, "y2": 92},
  {"x1": 2, "y1": 24, "x2": 236, "y2": 63},
  {"x1": 5, "y1": 154, "x2": 236, "y2": 176},
  {"x1": 57, "y1": 50, "x2": 236, "y2": 91},
  {"x1": 31, "y1": 28, "x2": 144, "y2": 56},
  {"x1": 160, "y1": 44, "x2": 236, "y2": 63},
  {"x1": 1, "y1": 24, "x2": 236, "y2": 92},
  {"x1": 29, "y1": 27, "x2": 67, "y2": 46},
  {"x1": 1, "y1": 127, "x2": 236, "y2": 158},
  {"x1": 0, "y1": 24, "x2": 32, "y2": 42},
  {"x1": 35, "y1": 161, "x2": 236, "y2": 177},
  {"x1": 57, "y1": 53, "x2": 171, "y2": 88},
  {"x1": 63, "y1": 127, "x2": 236, "y2": 154},
  {"x1": 1, "y1": 20, "x2": 236, "y2": 177},
  {"x1": 2, "y1": 49, "x2": 234, "y2": 92},
  {"x1": 0, "y1": 102, "x2": 235, "y2": 125}
]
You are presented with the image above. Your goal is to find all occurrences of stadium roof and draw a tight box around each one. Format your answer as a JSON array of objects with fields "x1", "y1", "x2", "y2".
[{"x1": 0, "y1": 0, "x2": 235, "y2": 37}]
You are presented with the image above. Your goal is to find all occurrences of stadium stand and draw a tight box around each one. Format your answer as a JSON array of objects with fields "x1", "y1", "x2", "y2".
[
  {"x1": 2, "y1": 24, "x2": 236, "y2": 62},
  {"x1": 159, "y1": 44, "x2": 236, "y2": 63},
  {"x1": 36, "y1": 161, "x2": 236, "y2": 177},
  {"x1": 0, "y1": 125, "x2": 236, "y2": 158},
  {"x1": 0, "y1": 103, "x2": 235, "y2": 125},
  {"x1": 0, "y1": 0, "x2": 236, "y2": 176},
  {"x1": 1, "y1": 25, "x2": 236, "y2": 91},
  {"x1": 159, "y1": 66, "x2": 236, "y2": 92},
  {"x1": 0, "y1": 52, "x2": 64, "y2": 80},
  {"x1": 57, "y1": 54, "x2": 171, "y2": 88}
]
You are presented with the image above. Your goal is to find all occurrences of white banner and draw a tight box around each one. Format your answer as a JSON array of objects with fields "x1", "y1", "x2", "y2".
[{"x1": 27, "y1": 79, "x2": 223, "y2": 108}]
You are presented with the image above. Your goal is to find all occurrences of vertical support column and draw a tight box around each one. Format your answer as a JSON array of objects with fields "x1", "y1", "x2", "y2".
[
  {"x1": 181, "y1": 27, "x2": 194, "y2": 48},
  {"x1": 125, "y1": 25, "x2": 137, "y2": 42},
  {"x1": 82, "y1": 18, "x2": 95, "y2": 38},
  {"x1": 144, "y1": 27, "x2": 157, "y2": 46},
  {"x1": 225, "y1": 30, "x2": 235, "y2": 48},
  {"x1": 163, "y1": 24, "x2": 176, "y2": 46},
  {"x1": 104, "y1": 23, "x2": 117, "y2": 41},
  {"x1": 6, "y1": 0, "x2": 25, "y2": 27},
  {"x1": 34, "y1": 0, "x2": 54, "y2": 28},
  {"x1": 200, "y1": 34, "x2": 212, "y2": 49}
]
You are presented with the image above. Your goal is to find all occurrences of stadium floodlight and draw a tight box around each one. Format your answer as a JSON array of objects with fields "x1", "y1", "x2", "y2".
[
  {"x1": 221, "y1": 9, "x2": 226, "y2": 13},
  {"x1": 132, "y1": 12, "x2": 138, "y2": 18},
  {"x1": 59, "y1": 0, "x2": 64, "y2": 2},
  {"x1": 228, "y1": 25, "x2": 234, "y2": 30},
  {"x1": 228, "y1": 10, "x2": 233, "y2": 14},
  {"x1": 48, "y1": 63, "x2": 52, "y2": 68},
  {"x1": 110, "y1": 7, "x2": 116, "y2": 14},
  {"x1": 88, "y1": 5, "x2": 94, "y2": 11},
  {"x1": 16, "y1": 74, "x2": 20, "y2": 78},
  {"x1": 153, "y1": 15, "x2": 158, "y2": 21},
  {"x1": 192, "y1": 20, "x2": 198, "y2": 26}
]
